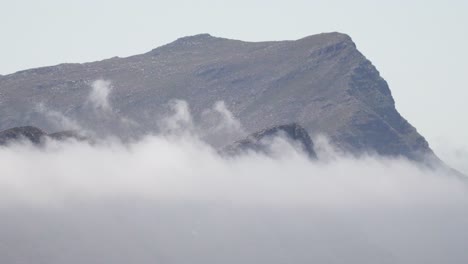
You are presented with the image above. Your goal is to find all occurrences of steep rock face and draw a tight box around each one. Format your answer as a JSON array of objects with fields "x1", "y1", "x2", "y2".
[
  {"x1": 222, "y1": 123, "x2": 316, "y2": 158},
  {"x1": 0, "y1": 32, "x2": 432, "y2": 159}
]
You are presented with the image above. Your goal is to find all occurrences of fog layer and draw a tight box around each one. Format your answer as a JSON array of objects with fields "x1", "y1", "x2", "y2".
[{"x1": 1, "y1": 84, "x2": 467, "y2": 263}]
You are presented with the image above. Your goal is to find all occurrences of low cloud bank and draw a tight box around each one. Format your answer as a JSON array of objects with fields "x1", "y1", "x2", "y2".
[
  {"x1": 1, "y1": 80, "x2": 467, "y2": 263},
  {"x1": 0, "y1": 134, "x2": 466, "y2": 208},
  {"x1": 0, "y1": 125, "x2": 467, "y2": 264}
]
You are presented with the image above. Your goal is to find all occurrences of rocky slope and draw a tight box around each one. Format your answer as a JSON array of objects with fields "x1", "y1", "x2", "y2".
[
  {"x1": 0, "y1": 32, "x2": 433, "y2": 159},
  {"x1": 0, "y1": 126, "x2": 46, "y2": 145},
  {"x1": 0, "y1": 126, "x2": 86, "y2": 145},
  {"x1": 222, "y1": 123, "x2": 316, "y2": 158}
]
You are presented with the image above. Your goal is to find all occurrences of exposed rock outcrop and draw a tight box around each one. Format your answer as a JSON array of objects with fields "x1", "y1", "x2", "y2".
[{"x1": 222, "y1": 123, "x2": 316, "y2": 158}]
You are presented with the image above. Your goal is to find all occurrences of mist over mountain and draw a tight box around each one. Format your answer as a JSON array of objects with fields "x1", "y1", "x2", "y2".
[
  {"x1": 0, "y1": 32, "x2": 433, "y2": 161},
  {"x1": 1, "y1": 32, "x2": 467, "y2": 263},
  {"x1": 1, "y1": 122, "x2": 467, "y2": 264}
]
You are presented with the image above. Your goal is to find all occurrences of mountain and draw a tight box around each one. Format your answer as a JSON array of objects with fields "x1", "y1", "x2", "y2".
[
  {"x1": 222, "y1": 123, "x2": 316, "y2": 158},
  {"x1": 0, "y1": 32, "x2": 433, "y2": 159}
]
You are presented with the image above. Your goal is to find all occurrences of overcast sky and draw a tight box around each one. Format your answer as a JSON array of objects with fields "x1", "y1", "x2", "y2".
[{"x1": 1, "y1": 0, "x2": 467, "y2": 165}]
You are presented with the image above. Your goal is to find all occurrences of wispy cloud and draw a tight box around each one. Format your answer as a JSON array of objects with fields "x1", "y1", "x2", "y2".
[
  {"x1": 35, "y1": 103, "x2": 83, "y2": 132},
  {"x1": 88, "y1": 79, "x2": 112, "y2": 113}
]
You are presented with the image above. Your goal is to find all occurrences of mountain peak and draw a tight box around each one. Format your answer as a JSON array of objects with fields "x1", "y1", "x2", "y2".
[
  {"x1": 303, "y1": 31, "x2": 351, "y2": 39},
  {"x1": 170, "y1": 33, "x2": 219, "y2": 46},
  {"x1": 178, "y1": 33, "x2": 214, "y2": 39},
  {"x1": 149, "y1": 33, "x2": 221, "y2": 53},
  {"x1": 0, "y1": 32, "x2": 436, "y2": 161},
  {"x1": 297, "y1": 32, "x2": 356, "y2": 49}
]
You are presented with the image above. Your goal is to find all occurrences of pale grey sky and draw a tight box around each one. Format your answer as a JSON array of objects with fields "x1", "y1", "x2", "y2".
[{"x1": 1, "y1": 0, "x2": 467, "y2": 168}]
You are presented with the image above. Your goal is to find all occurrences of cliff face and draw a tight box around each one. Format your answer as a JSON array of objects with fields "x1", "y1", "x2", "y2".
[{"x1": 0, "y1": 32, "x2": 432, "y2": 159}]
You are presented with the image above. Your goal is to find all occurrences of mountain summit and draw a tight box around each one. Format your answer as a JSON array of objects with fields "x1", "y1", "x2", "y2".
[{"x1": 0, "y1": 32, "x2": 433, "y2": 159}]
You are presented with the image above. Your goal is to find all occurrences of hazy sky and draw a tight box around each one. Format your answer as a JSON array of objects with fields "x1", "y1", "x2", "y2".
[{"x1": 1, "y1": 0, "x2": 467, "y2": 163}]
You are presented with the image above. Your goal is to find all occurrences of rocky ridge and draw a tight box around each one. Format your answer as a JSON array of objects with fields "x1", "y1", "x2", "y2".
[{"x1": 0, "y1": 32, "x2": 434, "y2": 160}]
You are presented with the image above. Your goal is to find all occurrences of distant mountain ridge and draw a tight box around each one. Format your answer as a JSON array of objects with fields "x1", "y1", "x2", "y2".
[
  {"x1": 0, "y1": 32, "x2": 434, "y2": 160},
  {"x1": 0, "y1": 124, "x2": 316, "y2": 160},
  {"x1": 0, "y1": 126, "x2": 86, "y2": 145}
]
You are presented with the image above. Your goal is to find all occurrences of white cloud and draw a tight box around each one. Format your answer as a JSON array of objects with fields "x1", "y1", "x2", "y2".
[
  {"x1": 159, "y1": 99, "x2": 194, "y2": 135},
  {"x1": 88, "y1": 79, "x2": 112, "y2": 112},
  {"x1": 200, "y1": 101, "x2": 246, "y2": 146},
  {"x1": 211, "y1": 101, "x2": 244, "y2": 134},
  {"x1": 36, "y1": 103, "x2": 83, "y2": 132},
  {"x1": 0, "y1": 132, "x2": 467, "y2": 263}
]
